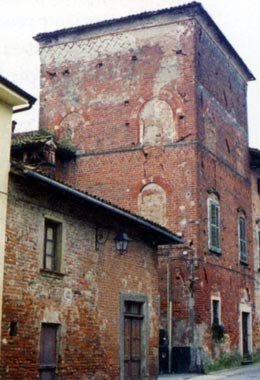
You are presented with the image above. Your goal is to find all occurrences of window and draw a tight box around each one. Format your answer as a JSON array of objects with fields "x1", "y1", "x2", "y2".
[
  {"x1": 239, "y1": 216, "x2": 247, "y2": 264},
  {"x1": 43, "y1": 220, "x2": 62, "y2": 272},
  {"x1": 39, "y1": 323, "x2": 59, "y2": 380},
  {"x1": 212, "y1": 299, "x2": 220, "y2": 325},
  {"x1": 208, "y1": 199, "x2": 221, "y2": 253}
]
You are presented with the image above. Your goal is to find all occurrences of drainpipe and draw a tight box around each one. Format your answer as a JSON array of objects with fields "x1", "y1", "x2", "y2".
[{"x1": 167, "y1": 262, "x2": 172, "y2": 374}]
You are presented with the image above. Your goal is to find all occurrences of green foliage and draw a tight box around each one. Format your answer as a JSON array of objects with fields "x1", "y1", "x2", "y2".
[
  {"x1": 253, "y1": 351, "x2": 260, "y2": 363},
  {"x1": 204, "y1": 352, "x2": 242, "y2": 373}
]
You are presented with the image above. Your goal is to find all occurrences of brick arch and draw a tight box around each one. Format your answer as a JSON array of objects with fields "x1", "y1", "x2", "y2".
[
  {"x1": 57, "y1": 111, "x2": 85, "y2": 148},
  {"x1": 131, "y1": 176, "x2": 171, "y2": 198},
  {"x1": 139, "y1": 98, "x2": 176, "y2": 146},
  {"x1": 138, "y1": 183, "x2": 166, "y2": 226}
]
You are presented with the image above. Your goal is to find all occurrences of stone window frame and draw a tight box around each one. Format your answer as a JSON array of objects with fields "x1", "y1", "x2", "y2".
[
  {"x1": 119, "y1": 293, "x2": 149, "y2": 380},
  {"x1": 207, "y1": 194, "x2": 221, "y2": 254},
  {"x1": 39, "y1": 213, "x2": 65, "y2": 276},
  {"x1": 238, "y1": 210, "x2": 247, "y2": 265}
]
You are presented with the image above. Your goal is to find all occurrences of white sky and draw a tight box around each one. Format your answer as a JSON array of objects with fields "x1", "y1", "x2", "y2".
[{"x1": 0, "y1": 0, "x2": 259, "y2": 148}]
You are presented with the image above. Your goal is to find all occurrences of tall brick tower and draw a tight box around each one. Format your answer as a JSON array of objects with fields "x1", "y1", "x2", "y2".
[{"x1": 35, "y1": 2, "x2": 256, "y2": 370}]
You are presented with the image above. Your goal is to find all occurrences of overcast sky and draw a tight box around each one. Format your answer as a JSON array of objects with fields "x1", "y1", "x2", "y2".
[{"x1": 0, "y1": 0, "x2": 259, "y2": 148}]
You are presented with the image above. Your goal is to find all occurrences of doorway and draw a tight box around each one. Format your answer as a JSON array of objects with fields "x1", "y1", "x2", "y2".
[
  {"x1": 39, "y1": 323, "x2": 59, "y2": 380},
  {"x1": 242, "y1": 312, "x2": 250, "y2": 356},
  {"x1": 124, "y1": 301, "x2": 143, "y2": 380}
]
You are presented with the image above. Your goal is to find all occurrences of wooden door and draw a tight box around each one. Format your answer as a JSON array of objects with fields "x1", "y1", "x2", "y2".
[
  {"x1": 39, "y1": 324, "x2": 58, "y2": 380},
  {"x1": 124, "y1": 302, "x2": 143, "y2": 380},
  {"x1": 242, "y1": 312, "x2": 249, "y2": 356}
]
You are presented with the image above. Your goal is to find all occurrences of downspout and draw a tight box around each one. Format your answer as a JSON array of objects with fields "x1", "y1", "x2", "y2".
[{"x1": 167, "y1": 262, "x2": 172, "y2": 374}]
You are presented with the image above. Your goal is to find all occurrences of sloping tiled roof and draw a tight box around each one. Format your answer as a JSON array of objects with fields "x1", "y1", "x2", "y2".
[
  {"x1": 11, "y1": 163, "x2": 183, "y2": 246},
  {"x1": 249, "y1": 147, "x2": 260, "y2": 168},
  {"x1": 12, "y1": 130, "x2": 77, "y2": 160},
  {"x1": 12, "y1": 130, "x2": 53, "y2": 149},
  {"x1": 34, "y1": 1, "x2": 254, "y2": 81}
]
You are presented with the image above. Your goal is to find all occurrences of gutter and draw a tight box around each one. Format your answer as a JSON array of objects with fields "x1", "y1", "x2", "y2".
[
  {"x1": 13, "y1": 102, "x2": 35, "y2": 114},
  {"x1": 23, "y1": 169, "x2": 183, "y2": 245}
]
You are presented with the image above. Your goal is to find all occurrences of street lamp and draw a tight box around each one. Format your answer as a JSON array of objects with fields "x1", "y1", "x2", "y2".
[{"x1": 114, "y1": 230, "x2": 131, "y2": 254}]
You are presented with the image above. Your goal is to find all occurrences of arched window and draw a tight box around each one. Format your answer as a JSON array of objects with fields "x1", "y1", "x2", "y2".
[
  {"x1": 140, "y1": 99, "x2": 176, "y2": 146},
  {"x1": 138, "y1": 183, "x2": 166, "y2": 226}
]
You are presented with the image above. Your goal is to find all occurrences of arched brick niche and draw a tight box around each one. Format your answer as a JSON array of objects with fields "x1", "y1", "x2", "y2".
[
  {"x1": 139, "y1": 98, "x2": 176, "y2": 146},
  {"x1": 138, "y1": 183, "x2": 166, "y2": 226}
]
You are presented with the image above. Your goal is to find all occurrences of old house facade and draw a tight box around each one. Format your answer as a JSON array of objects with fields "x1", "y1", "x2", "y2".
[
  {"x1": 33, "y1": 1, "x2": 257, "y2": 371},
  {"x1": 0, "y1": 75, "x2": 36, "y2": 342},
  {"x1": 1, "y1": 143, "x2": 181, "y2": 379}
]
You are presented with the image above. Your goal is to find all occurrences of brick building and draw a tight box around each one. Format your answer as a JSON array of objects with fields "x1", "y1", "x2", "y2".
[
  {"x1": 33, "y1": 1, "x2": 258, "y2": 371},
  {"x1": 1, "y1": 133, "x2": 181, "y2": 379},
  {"x1": 250, "y1": 148, "x2": 260, "y2": 352},
  {"x1": 0, "y1": 75, "x2": 36, "y2": 344}
]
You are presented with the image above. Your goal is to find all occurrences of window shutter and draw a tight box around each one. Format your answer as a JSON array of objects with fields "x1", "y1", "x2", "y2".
[
  {"x1": 239, "y1": 217, "x2": 247, "y2": 263},
  {"x1": 209, "y1": 201, "x2": 220, "y2": 251}
]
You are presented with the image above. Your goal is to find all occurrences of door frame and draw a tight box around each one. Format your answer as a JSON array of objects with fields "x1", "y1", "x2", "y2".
[
  {"x1": 239, "y1": 303, "x2": 252, "y2": 356},
  {"x1": 120, "y1": 293, "x2": 149, "y2": 380}
]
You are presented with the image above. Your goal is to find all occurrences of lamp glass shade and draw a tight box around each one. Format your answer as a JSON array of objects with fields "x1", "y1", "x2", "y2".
[{"x1": 114, "y1": 231, "x2": 131, "y2": 254}]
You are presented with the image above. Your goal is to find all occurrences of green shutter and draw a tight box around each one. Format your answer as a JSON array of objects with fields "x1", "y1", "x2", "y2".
[
  {"x1": 239, "y1": 217, "x2": 247, "y2": 263},
  {"x1": 209, "y1": 201, "x2": 220, "y2": 252}
]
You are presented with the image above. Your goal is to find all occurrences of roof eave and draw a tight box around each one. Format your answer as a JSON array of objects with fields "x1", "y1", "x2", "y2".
[
  {"x1": 33, "y1": 2, "x2": 254, "y2": 81},
  {"x1": 0, "y1": 75, "x2": 37, "y2": 106},
  {"x1": 21, "y1": 169, "x2": 183, "y2": 246}
]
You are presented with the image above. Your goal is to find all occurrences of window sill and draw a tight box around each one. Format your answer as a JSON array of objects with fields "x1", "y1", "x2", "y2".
[
  {"x1": 40, "y1": 269, "x2": 66, "y2": 279},
  {"x1": 209, "y1": 247, "x2": 222, "y2": 256},
  {"x1": 240, "y1": 260, "x2": 249, "y2": 267}
]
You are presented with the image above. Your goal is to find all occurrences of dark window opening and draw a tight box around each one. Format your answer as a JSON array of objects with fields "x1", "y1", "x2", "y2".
[
  {"x1": 225, "y1": 138, "x2": 231, "y2": 154},
  {"x1": 212, "y1": 300, "x2": 220, "y2": 325},
  {"x1": 9, "y1": 321, "x2": 18, "y2": 336}
]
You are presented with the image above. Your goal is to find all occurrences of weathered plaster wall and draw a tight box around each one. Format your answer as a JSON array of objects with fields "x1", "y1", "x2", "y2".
[
  {"x1": 0, "y1": 101, "x2": 12, "y2": 347},
  {"x1": 37, "y1": 12, "x2": 254, "y2": 364},
  {"x1": 1, "y1": 174, "x2": 159, "y2": 379},
  {"x1": 39, "y1": 18, "x2": 198, "y2": 239}
]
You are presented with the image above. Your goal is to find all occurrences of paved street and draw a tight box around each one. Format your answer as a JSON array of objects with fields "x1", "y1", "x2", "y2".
[{"x1": 158, "y1": 362, "x2": 260, "y2": 379}]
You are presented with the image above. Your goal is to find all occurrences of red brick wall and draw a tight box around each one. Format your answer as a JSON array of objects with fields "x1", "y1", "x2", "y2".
[
  {"x1": 1, "y1": 174, "x2": 159, "y2": 379},
  {"x1": 251, "y1": 168, "x2": 260, "y2": 351},
  {"x1": 37, "y1": 13, "x2": 255, "y2": 363}
]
